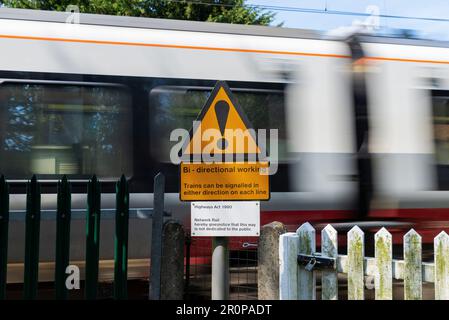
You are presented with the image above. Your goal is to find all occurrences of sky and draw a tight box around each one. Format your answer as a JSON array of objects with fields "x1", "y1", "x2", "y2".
[{"x1": 247, "y1": 0, "x2": 449, "y2": 41}]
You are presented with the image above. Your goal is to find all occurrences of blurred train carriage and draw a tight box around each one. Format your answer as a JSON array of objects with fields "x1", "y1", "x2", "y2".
[{"x1": 0, "y1": 7, "x2": 449, "y2": 283}]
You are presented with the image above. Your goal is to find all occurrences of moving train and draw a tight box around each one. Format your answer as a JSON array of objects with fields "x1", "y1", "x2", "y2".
[{"x1": 0, "y1": 7, "x2": 448, "y2": 282}]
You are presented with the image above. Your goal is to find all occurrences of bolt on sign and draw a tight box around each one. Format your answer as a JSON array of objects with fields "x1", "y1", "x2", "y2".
[{"x1": 179, "y1": 81, "x2": 270, "y2": 201}]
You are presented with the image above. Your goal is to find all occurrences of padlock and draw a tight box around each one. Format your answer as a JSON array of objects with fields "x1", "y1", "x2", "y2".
[{"x1": 304, "y1": 257, "x2": 316, "y2": 271}]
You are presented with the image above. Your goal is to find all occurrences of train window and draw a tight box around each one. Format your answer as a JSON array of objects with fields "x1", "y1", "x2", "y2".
[
  {"x1": 432, "y1": 91, "x2": 449, "y2": 189},
  {"x1": 0, "y1": 82, "x2": 133, "y2": 180},
  {"x1": 149, "y1": 85, "x2": 287, "y2": 163}
]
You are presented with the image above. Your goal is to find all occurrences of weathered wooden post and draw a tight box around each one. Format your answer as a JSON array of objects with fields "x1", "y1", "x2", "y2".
[
  {"x1": 403, "y1": 229, "x2": 422, "y2": 300},
  {"x1": 434, "y1": 231, "x2": 449, "y2": 300},
  {"x1": 296, "y1": 223, "x2": 316, "y2": 300},
  {"x1": 258, "y1": 221, "x2": 287, "y2": 300},
  {"x1": 321, "y1": 224, "x2": 338, "y2": 300},
  {"x1": 374, "y1": 228, "x2": 392, "y2": 300},
  {"x1": 279, "y1": 232, "x2": 299, "y2": 300},
  {"x1": 347, "y1": 226, "x2": 364, "y2": 300},
  {"x1": 160, "y1": 220, "x2": 185, "y2": 300}
]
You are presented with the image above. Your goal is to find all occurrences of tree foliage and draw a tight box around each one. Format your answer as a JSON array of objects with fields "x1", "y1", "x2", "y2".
[{"x1": 1, "y1": 0, "x2": 276, "y2": 25}]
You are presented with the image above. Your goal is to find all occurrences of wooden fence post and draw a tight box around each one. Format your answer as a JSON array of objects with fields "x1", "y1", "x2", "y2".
[
  {"x1": 321, "y1": 224, "x2": 338, "y2": 300},
  {"x1": 279, "y1": 232, "x2": 299, "y2": 300},
  {"x1": 434, "y1": 231, "x2": 449, "y2": 300},
  {"x1": 374, "y1": 227, "x2": 392, "y2": 300},
  {"x1": 347, "y1": 226, "x2": 364, "y2": 300},
  {"x1": 403, "y1": 229, "x2": 422, "y2": 300},
  {"x1": 160, "y1": 220, "x2": 185, "y2": 300},
  {"x1": 297, "y1": 222, "x2": 316, "y2": 300},
  {"x1": 258, "y1": 221, "x2": 287, "y2": 300}
]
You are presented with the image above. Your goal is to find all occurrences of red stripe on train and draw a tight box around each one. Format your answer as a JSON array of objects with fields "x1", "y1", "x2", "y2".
[{"x1": 260, "y1": 209, "x2": 355, "y2": 227}]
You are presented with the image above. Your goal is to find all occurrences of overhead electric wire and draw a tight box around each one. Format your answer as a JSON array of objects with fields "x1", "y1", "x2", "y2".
[{"x1": 162, "y1": 0, "x2": 449, "y2": 23}]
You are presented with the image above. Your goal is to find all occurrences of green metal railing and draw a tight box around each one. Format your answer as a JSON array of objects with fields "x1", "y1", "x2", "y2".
[
  {"x1": 114, "y1": 175, "x2": 129, "y2": 300},
  {"x1": 23, "y1": 175, "x2": 41, "y2": 300},
  {"x1": 55, "y1": 176, "x2": 71, "y2": 300},
  {"x1": 0, "y1": 173, "x2": 165, "y2": 300},
  {"x1": 0, "y1": 175, "x2": 9, "y2": 300},
  {"x1": 85, "y1": 175, "x2": 101, "y2": 300}
]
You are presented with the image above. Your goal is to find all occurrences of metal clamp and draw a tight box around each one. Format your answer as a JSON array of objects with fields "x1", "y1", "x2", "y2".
[
  {"x1": 297, "y1": 253, "x2": 336, "y2": 271},
  {"x1": 242, "y1": 242, "x2": 258, "y2": 248}
]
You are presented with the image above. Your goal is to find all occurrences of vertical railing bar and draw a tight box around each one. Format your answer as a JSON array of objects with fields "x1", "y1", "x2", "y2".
[
  {"x1": 0, "y1": 175, "x2": 9, "y2": 300},
  {"x1": 114, "y1": 175, "x2": 129, "y2": 299},
  {"x1": 55, "y1": 176, "x2": 71, "y2": 300},
  {"x1": 23, "y1": 175, "x2": 41, "y2": 300},
  {"x1": 85, "y1": 175, "x2": 101, "y2": 300},
  {"x1": 149, "y1": 172, "x2": 165, "y2": 300}
]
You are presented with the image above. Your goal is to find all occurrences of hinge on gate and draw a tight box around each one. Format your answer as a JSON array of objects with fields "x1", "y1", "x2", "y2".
[{"x1": 297, "y1": 253, "x2": 336, "y2": 271}]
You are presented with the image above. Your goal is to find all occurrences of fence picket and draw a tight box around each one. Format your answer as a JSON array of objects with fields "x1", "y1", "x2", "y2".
[
  {"x1": 23, "y1": 175, "x2": 41, "y2": 300},
  {"x1": 0, "y1": 176, "x2": 9, "y2": 300},
  {"x1": 114, "y1": 175, "x2": 129, "y2": 300},
  {"x1": 55, "y1": 176, "x2": 71, "y2": 300},
  {"x1": 85, "y1": 175, "x2": 101, "y2": 300},
  {"x1": 321, "y1": 224, "x2": 338, "y2": 300},
  {"x1": 279, "y1": 221, "x2": 449, "y2": 301},
  {"x1": 403, "y1": 229, "x2": 422, "y2": 300},
  {"x1": 297, "y1": 222, "x2": 316, "y2": 300},
  {"x1": 347, "y1": 226, "x2": 364, "y2": 300},
  {"x1": 374, "y1": 228, "x2": 392, "y2": 300},
  {"x1": 434, "y1": 231, "x2": 449, "y2": 300},
  {"x1": 279, "y1": 232, "x2": 299, "y2": 300}
]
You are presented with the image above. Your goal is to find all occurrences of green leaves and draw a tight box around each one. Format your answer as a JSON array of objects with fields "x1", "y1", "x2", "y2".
[{"x1": 2, "y1": 0, "x2": 276, "y2": 25}]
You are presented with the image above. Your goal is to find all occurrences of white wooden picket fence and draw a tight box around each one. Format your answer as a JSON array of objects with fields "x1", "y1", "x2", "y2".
[{"x1": 279, "y1": 222, "x2": 449, "y2": 300}]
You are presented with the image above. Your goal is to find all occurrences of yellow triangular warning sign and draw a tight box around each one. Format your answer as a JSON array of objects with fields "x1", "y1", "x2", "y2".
[{"x1": 181, "y1": 81, "x2": 262, "y2": 158}]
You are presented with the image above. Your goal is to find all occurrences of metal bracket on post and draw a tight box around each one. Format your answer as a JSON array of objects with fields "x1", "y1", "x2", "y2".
[
  {"x1": 297, "y1": 253, "x2": 336, "y2": 272},
  {"x1": 149, "y1": 173, "x2": 165, "y2": 300}
]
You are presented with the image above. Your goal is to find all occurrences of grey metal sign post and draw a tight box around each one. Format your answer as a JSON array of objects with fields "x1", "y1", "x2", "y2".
[{"x1": 211, "y1": 237, "x2": 229, "y2": 300}]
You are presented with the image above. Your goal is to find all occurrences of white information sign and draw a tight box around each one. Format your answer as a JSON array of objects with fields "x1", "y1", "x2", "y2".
[{"x1": 191, "y1": 201, "x2": 260, "y2": 237}]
